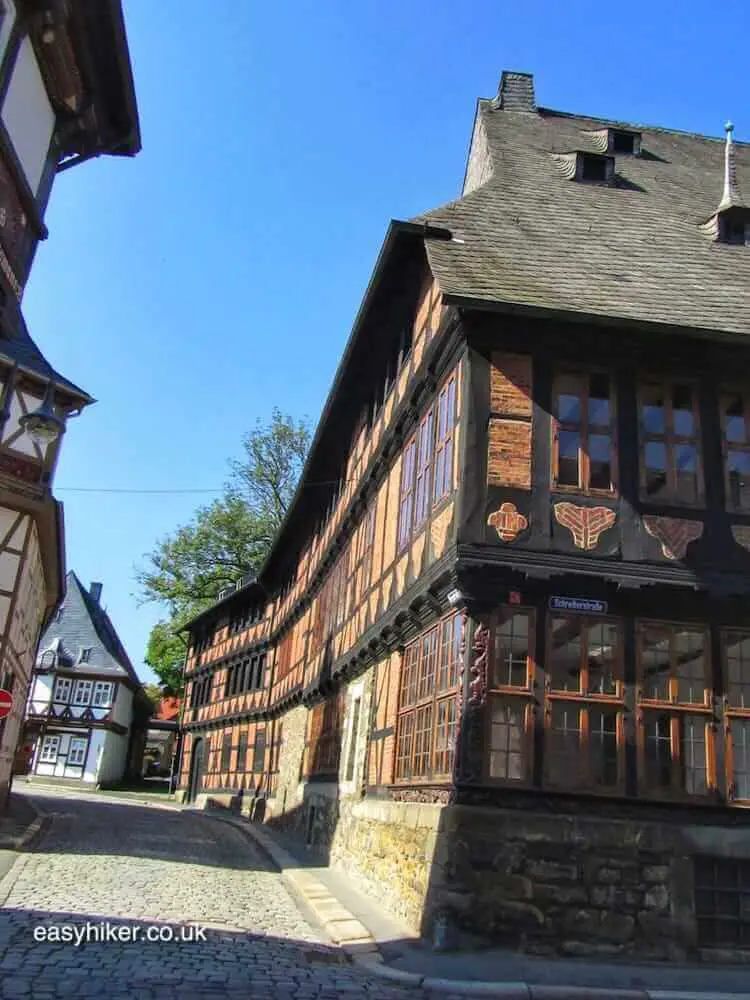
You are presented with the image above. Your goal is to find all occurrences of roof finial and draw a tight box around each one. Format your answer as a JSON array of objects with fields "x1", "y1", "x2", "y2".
[{"x1": 719, "y1": 120, "x2": 741, "y2": 210}]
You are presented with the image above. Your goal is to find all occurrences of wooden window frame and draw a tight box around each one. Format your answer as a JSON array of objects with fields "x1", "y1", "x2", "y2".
[
  {"x1": 394, "y1": 612, "x2": 462, "y2": 784},
  {"x1": 252, "y1": 728, "x2": 266, "y2": 774},
  {"x1": 72, "y1": 679, "x2": 92, "y2": 707},
  {"x1": 544, "y1": 613, "x2": 626, "y2": 794},
  {"x1": 220, "y1": 732, "x2": 232, "y2": 771},
  {"x1": 636, "y1": 620, "x2": 715, "y2": 800},
  {"x1": 52, "y1": 677, "x2": 71, "y2": 702},
  {"x1": 397, "y1": 435, "x2": 417, "y2": 552},
  {"x1": 91, "y1": 681, "x2": 113, "y2": 708},
  {"x1": 433, "y1": 374, "x2": 457, "y2": 507},
  {"x1": 68, "y1": 737, "x2": 87, "y2": 767},
  {"x1": 638, "y1": 378, "x2": 704, "y2": 507},
  {"x1": 413, "y1": 408, "x2": 434, "y2": 531},
  {"x1": 39, "y1": 735, "x2": 60, "y2": 764},
  {"x1": 397, "y1": 369, "x2": 459, "y2": 552},
  {"x1": 551, "y1": 370, "x2": 617, "y2": 496},
  {"x1": 485, "y1": 606, "x2": 537, "y2": 786},
  {"x1": 720, "y1": 389, "x2": 750, "y2": 512},
  {"x1": 237, "y1": 731, "x2": 248, "y2": 773},
  {"x1": 721, "y1": 629, "x2": 750, "y2": 804},
  {"x1": 305, "y1": 694, "x2": 344, "y2": 777}
]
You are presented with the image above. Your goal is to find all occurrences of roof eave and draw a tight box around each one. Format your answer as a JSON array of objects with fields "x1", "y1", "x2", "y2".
[
  {"x1": 444, "y1": 292, "x2": 750, "y2": 344},
  {"x1": 254, "y1": 219, "x2": 452, "y2": 587}
]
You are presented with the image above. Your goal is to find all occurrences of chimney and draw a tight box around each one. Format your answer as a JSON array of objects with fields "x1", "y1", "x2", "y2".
[
  {"x1": 90, "y1": 582, "x2": 103, "y2": 604},
  {"x1": 495, "y1": 71, "x2": 536, "y2": 112}
]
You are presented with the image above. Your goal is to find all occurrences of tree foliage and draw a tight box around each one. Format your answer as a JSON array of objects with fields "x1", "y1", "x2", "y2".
[{"x1": 137, "y1": 410, "x2": 311, "y2": 691}]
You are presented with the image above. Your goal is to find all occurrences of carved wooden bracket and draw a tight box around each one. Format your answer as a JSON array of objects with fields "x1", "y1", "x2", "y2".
[
  {"x1": 488, "y1": 502, "x2": 528, "y2": 542},
  {"x1": 554, "y1": 503, "x2": 616, "y2": 550},
  {"x1": 643, "y1": 515, "x2": 703, "y2": 560}
]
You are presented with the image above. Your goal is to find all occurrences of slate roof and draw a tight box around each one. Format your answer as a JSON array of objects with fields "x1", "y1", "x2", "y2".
[
  {"x1": 36, "y1": 571, "x2": 141, "y2": 686},
  {"x1": 0, "y1": 309, "x2": 91, "y2": 402},
  {"x1": 419, "y1": 87, "x2": 750, "y2": 337}
]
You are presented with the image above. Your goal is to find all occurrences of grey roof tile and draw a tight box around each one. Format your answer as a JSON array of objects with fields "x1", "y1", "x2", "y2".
[
  {"x1": 37, "y1": 571, "x2": 141, "y2": 685},
  {"x1": 418, "y1": 103, "x2": 750, "y2": 336}
]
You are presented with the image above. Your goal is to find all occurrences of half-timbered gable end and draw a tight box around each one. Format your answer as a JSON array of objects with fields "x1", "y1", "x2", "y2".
[
  {"x1": 178, "y1": 71, "x2": 750, "y2": 960},
  {"x1": 22, "y1": 572, "x2": 150, "y2": 785}
]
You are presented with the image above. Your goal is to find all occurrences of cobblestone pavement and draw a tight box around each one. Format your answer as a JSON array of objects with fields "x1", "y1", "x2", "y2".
[{"x1": 0, "y1": 793, "x2": 463, "y2": 1000}]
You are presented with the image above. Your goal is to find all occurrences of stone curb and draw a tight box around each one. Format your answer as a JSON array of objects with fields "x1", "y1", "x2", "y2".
[
  {"x1": 200, "y1": 813, "x2": 744, "y2": 1000},
  {"x1": 0, "y1": 796, "x2": 47, "y2": 852}
]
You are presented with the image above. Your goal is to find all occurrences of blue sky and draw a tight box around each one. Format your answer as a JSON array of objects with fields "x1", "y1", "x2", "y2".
[{"x1": 21, "y1": 0, "x2": 750, "y2": 685}]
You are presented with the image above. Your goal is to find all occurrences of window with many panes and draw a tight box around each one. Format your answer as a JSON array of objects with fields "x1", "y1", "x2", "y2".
[
  {"x1": 722, "y1": 630, "x2": 750, "y2": 802},
  {"x1": 545, "y1": 615, "x2": 625, "y2": 791},
  {"x1": 487, "y1": 609, "x2": 535, "y2": 783},
  {"x1": 397, "y1": 371, "x2": 458, "y2": 550},
  {"x1": 639, "y1": 380, "x2": 702, "y2": 504},
  {"x1": 92, "y1": 681, "x2": 113, "y2": 707},
  {"x1": 68, "y1": 737, "x2": 87, "y2": 767},
  {"x1": 433, "y1": 376, "x2": 457, "y2": 504},
  {"x1": 720, "y1": 391, "x2": 750, "y2": 510},
  {"x1": 72, "y1": 680, "x2": 92, "y2": 706},
  {"x1": 414, "y1": 409, "x2": 434, "y2": 530},
  {"x1": 637, "y1": 622, "x2": 713, "y2": 797},
  {"x1": 39, "y1": 735, "x2": 59, "y2": 763},
  {"x1": 695, "y1": 857, "x2": 750, "y2": 949},
  {"x1": 552, "y1": 372, "x2": 615, "y2": 493},
  {"x1": 52, "y1": 677, "x2": 71, "y2": 702},
  {"x1": 394, "y1": 613, "x2": 462, "y2": 782}
]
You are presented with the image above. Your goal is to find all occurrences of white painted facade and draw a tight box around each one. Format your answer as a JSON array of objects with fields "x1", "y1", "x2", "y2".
[
  {"x1": 26, "y1": 671, "x2": 133, "y2": 785},
  {"x1": 1, "y1": 35, "x2": 55, "y2": 193}
]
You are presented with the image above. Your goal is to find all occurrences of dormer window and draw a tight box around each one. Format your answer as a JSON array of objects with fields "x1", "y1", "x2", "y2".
[
  {"x1": 611, "y1": 130, "x2": 640, "y2": 155},
  {"x1": 579, "y1": 153, "x2": 615, "y2": 185},
  {"x1": 722, "y1": 218, "x2": 750, "y2": 246},
  {"x1": 581, "y1": 127, "x2": 642, "y2": 157}
]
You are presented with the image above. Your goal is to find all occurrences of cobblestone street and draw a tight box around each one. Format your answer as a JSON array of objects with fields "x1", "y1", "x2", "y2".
[{"x1": 0, "y1": 791, "x2": 452, "y2": 1000}]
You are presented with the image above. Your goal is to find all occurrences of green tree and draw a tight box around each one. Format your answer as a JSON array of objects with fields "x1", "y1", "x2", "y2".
[
  {"x1": 137, "y1": 411, "x2": 310, "y2": 691},
  {"x1": 143, "y1": 682, "x2": 164, "y2": 709}
]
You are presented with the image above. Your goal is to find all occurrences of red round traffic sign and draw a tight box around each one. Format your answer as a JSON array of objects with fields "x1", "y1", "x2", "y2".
[{"x1": 0, "y1": 689, "x2": 12, "y2": 720}]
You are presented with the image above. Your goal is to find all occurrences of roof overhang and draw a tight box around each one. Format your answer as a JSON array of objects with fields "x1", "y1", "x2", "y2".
[{"x1": 443, "y1": 291, "x2": 750, "y2": 347}]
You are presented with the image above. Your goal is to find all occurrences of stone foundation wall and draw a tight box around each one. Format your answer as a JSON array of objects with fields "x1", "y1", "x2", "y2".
[
  {"x1": 298, "y1": 798, "x2": 750, "y2": 962},
  {"x1": 435, "y1": 807, "x2": 694, "y2": 960},
  {"x1": 331, "y1": 799, "x2": 441, "y2": 931}
]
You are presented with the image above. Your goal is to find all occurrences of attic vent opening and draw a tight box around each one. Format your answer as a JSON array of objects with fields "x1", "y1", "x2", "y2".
[
  {"x1": 612, "y1": 131, "x2": 636, "y2": 154},
  {"x1": 580, "y1": 154, "x2": 611, "y2": 183},
  {"x1": 724, "y1": 218, "x2": 750, "y2": 246}
]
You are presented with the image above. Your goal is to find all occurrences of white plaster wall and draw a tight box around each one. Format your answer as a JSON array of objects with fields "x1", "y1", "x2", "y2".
[
  {"x1": 95, "y1": 731, "x2": 128, "y2": 785},
  {"x1": 28, "y1": 673, "x2": 52, "y2": 713},
  {"x1": 83, "y1": 729, "x2": 107, "y2": 783},
  {"x1": 1, "y1": 37, "x2": 54, "y2": 193},
  {"x1": 110, "y1": 684, "x2": 133, "y2": 729}
]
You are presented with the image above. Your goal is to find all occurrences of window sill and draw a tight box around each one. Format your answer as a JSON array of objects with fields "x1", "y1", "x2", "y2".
[{"x1": 552, "y1": 485, "x2": 617, "y2": 499}]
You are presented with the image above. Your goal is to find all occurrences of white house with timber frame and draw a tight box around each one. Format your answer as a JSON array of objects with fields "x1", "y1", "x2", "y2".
[{"x1": 19, "y1": 572, "x2": 151, "y2": 786}]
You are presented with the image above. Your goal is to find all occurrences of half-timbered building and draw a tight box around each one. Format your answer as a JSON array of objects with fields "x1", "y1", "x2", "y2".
[
  {"x1": 178, "y1": 71, "x2": 750, "y2": 961},
  {"x1": 0, "y1": 1, "x2": 140, "y2": 804},
  {"x1": 21, "y1": 573, "x2": 150, "y2": 785}
]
